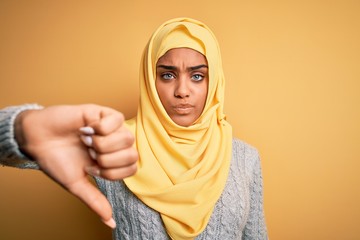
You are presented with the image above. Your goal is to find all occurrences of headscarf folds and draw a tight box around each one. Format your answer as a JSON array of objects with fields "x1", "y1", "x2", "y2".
[{"x1": 124, "y1": 18, "x2": 232, "y2": 240}]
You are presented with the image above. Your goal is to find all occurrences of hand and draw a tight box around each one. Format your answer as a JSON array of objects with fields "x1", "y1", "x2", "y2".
[{"x1": 15, "y1": 104, "x2": 138, "y2": 228}]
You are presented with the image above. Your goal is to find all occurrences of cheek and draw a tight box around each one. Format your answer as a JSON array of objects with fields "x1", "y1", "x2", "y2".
[
  {"x1": 155, "y1": 80, "x2": 163, "y2": 99},
  {"x1": 156, "y1": 82, "x2": 171, "y2": 107},
  {"x1": 198, "y1": 83, "x2": 208, "y2": 108}
]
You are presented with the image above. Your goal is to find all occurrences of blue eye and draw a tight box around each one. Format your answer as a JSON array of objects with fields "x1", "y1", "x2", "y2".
[
  {"x1": 162, "y1": 73, "x2": 175, "y2": 80},
  {"x1": 192, "y1": 74, "x2": 204, "y2": 81}
]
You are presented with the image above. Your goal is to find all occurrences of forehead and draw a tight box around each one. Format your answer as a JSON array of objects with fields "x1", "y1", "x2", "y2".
[{"x1": 156, "y1": 48, "x2": 207, "y2": 65}]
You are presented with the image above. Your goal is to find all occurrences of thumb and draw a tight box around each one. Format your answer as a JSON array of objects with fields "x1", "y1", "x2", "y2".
[{"x1": 66, "y1": 177, "x2": 116, "y2": 229}]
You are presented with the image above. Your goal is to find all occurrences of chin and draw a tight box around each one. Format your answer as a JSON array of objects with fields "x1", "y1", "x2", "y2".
[{"x1": 172, "y1": 117, "x2": 194, "y2": 127}]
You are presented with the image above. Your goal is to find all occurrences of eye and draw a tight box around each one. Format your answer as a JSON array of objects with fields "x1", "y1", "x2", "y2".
[
  {"x1": 191, "y1": 74, "x2": 204, "y2": 82},
  {"x1": 161, "y1": 73, "x2": 175, "y2": 80}
]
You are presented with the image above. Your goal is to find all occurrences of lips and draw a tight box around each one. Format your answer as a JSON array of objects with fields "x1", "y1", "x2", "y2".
[{"x1": 173, "y1": 104, "x2": 194, "y2": 114}]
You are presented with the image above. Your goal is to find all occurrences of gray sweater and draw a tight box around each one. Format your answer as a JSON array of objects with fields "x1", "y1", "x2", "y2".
[{"x1": 0, "y1": 105, "x2": 268, "y2": 239}]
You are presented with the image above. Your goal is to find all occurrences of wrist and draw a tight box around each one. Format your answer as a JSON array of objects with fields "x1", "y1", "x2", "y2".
[{"x1": 14, "y1": 110, "x2": 36, "y2": 158}]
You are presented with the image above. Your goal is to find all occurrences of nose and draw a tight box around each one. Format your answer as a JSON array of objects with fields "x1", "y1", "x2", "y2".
[{"x1": 174, "y1": 78, "x2": 190, "y2": 98}]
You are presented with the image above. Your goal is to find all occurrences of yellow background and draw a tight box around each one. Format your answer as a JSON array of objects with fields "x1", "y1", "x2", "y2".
[{"x1": 1, "y1": 1, "x2": 359, "y2": 239}]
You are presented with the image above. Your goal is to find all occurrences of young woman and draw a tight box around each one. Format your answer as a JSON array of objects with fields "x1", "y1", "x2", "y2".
[{"x1": 0, "y1": 18, "x2": 267, "y2": 239}]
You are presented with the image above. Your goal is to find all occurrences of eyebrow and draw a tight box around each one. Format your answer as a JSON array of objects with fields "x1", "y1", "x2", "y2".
[{"x1": 156, "y1": 64, "x2": 208, "y2": 71}]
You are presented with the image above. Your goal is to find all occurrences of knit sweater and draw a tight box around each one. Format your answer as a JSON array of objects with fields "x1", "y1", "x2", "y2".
[{"x1": 0, "y1": 105, "x2": 268, "y2": 239}]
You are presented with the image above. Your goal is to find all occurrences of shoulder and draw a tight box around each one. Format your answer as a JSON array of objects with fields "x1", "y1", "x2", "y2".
[
  {"x1": 231, "y1": 138, "x2": 261, "y2": 180},
  {"x1": 232, "y1": 138, "x2": 260, "y2": 163}
]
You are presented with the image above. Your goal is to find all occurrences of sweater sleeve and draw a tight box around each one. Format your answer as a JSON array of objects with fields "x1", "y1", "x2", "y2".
[
  {"x1": 0, "y1": 104, "x2": 42, "y2": 169},
  {"x1": 242, "y1": 146, "x2": 268, "y2": 240}
]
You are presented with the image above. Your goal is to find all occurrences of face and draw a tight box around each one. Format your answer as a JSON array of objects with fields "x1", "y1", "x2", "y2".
[{"x1": 155, "y1": 48, "x2": 209, "y2": 127}]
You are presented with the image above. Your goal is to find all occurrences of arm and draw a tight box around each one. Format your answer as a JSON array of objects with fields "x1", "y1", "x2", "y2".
[
  {"x1": 0, "y1": 104, "x2": 42, "y2": 168},
  {"x1": 0, "y1": 104, "x2": 138, "y2": 228},
  {"x1": 242, "y1": 148, "x2": 268, "y2": 240}
]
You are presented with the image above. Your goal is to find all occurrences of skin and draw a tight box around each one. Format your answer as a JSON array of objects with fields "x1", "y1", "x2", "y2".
[
  {"x1": 155, "y1": 48, "x2": 209, "y2": 127},
  {"x1": 15, "y1": 104, "x2": 138, "y2": 228},
  {"x1": 11, "y1": 49, "x2": 207, "y2": 228}
]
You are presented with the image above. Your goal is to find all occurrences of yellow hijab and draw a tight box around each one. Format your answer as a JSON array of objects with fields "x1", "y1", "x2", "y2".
[{"x1": 124, "y1": 18, "x2": 232, "y2": 240}]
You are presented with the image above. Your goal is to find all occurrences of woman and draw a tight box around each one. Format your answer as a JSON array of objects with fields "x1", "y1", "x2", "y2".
[{"x1": 0, "y1": 18, "x2": 267, "y2": 239}]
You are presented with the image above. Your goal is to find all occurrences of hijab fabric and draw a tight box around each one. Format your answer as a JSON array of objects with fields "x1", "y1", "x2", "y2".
[{"x1": 124, "y1": 18, "x2": 232, "y2": 240}]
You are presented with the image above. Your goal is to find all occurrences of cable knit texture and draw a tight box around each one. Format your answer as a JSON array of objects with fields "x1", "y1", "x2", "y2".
[
  {"x1": 0, "y1": 104, "x2": 41, "y2": 169},
  {"x1": 0, "y1": 105, "x2": 268, "y2": 239},
  {"x1": 95, "y1": 139, "x2": 267, "y2": 240}
]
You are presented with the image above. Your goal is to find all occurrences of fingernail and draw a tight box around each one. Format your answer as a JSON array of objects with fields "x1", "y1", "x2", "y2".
[
  {"x1": 80, "y1": 135, "x2": 93, "y2": 147},
  {"x1": 85, "y1": 165, "x2": 100, "y2": 177},
  {"x1": 79, "y1": 126, "x2": 95, "y2": 135},
  {"x1": 88, "y1": 148, "x2": 97, "y2": 160},
  {"x1": 102, "y1": 217, "x2": 116, "y2": 229}
]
